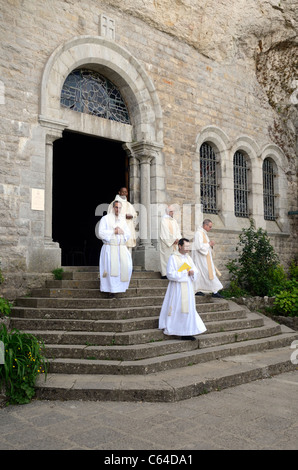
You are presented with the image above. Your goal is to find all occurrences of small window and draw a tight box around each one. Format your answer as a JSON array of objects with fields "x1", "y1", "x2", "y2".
[
  {"x1": 200, "y1": 143, "x2": 217, "y2": 214},
  {"x1": 233, "y1": 151, "x2": 249, "y2": 217},
  {"x1": 263, "y1": 158, "x2": 276, "y2": 220},
  {"x1": 61, "y1": 68, "x2": 130, "y2": 124}
]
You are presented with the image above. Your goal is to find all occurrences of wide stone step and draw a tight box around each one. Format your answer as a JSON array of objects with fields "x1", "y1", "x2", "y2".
[
  {"x1": 10, "y1": 310, "x2": 259, "y2": 335},
  {"x1": 14, "y1": 294, "x2": 216, "y2": 309},
  {"x1": 46, "y1": 278, "x2": 169, "y2": 289},
  {"x1": 36, "y1": 342, "x2": 298, "y2": 402},
  {"x1": 43, "y1": 328, "x2": 295, "y2": 375},
  {"x1": 10, "y1": 301, "x2": 244, "y2": 327},
  {"x1": 30, "y1": 286, "x2": 170, "y2": 299},
  {"x1": 21, "y1": 313, "x2": 277, "y2": 349},
  {"x1": 61, "y1": 270, "x2": 161, "y2": 280}
]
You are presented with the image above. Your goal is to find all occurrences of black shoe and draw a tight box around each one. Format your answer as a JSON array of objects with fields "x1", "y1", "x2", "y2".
[
  {"x1": 181, "y1": 336, "x2": 196, "y2": 341},
  {"x1": 108, "y1": 293, "x2": 116, "y2": 299},
  {"x1": 195, "y1": 291, "x2": 205, "y2": 296},
  {"x1": 161, "y1": 275, "x2": 167, "y2": 279},
  {"x1": 212, "y1": 292, "x2": 223, "y2": 298}
]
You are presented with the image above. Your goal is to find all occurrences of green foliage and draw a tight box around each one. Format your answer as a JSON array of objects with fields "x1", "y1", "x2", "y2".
[
  {"x1": 52, "y1": 267, "x2": 64, "y2": 280},
  {"x1": 226, "y1": 219, "x2": 280, "y2": 297},
  {"x1": 0, "y1": 297, "x2": 12, "y2": 316},
  {"x1": 273, "y1": 279, "x2": 298, "y2": 317},
  {"x1": 289, "y1": 259, "x2": 298, "y2": 280},
  {"x1": 0, "y1": 324, "x2": 48, "y2": 405}
]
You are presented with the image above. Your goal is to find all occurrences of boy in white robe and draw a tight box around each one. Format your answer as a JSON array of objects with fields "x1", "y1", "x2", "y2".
[
  {"x1": 97, "y1": 200, "x2": 132, "y2": 298},
  {"x1": 108, "y1": 187, "x2": 137, "y2": 253},
  {"x1": 159, "y1": 238, "x2": 207, "y2": 340},
  {"x1": 192, "y1": 219, "x2": 223, "y2": 298},
  {"x1": 159, "y1": 205, "x2": 182, "y2": 278}
]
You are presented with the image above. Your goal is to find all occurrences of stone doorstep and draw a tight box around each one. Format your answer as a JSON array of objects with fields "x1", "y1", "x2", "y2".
[{"x1": 35, "y1": 345, "x2": 298, "y2": 402}]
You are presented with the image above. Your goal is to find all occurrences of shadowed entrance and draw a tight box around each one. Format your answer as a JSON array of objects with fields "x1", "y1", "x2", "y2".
[{"x1": 52, "y1": 130, "x2": 127, "y2": 266}]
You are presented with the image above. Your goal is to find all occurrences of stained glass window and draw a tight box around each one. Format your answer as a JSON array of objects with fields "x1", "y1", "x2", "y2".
[
  {"x1": 60, "y1": 68, "x2": 130, "y2": 124},
  {"x1": 263, "y1": 158, "x2": 276, "y2": 220},
  {"x1": 233, "y1": 151, "x2": 249, "y2": 218},
  {"x1": 200, "y1": 143, "x2": 218, "y2": 214}
]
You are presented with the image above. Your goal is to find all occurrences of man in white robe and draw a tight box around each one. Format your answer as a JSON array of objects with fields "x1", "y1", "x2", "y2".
[
  {"x1": 192, "y1": 219, "x2": 223, "y2": 298},
  {"x1": 159, "y1": 238, "x2": 207, "y2": 340},
  {"x1": 159, "y1": 205, "x2": 182, "y2": 278},
  {"x1": 97, "y1": 200, "x2": 132, "y2": 298},
  {"x1": 108, "y1": 187, "x2": 137, "y2": 253}
]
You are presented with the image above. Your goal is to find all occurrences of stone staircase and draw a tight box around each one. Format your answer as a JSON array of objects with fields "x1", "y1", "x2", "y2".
[{"x1": 10, "y1": 267, "x2": 298, "y2": 402}]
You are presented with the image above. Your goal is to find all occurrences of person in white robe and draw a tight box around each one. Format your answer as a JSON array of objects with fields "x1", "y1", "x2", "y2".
[
  {"x1": 97, "y1": 200, "x2": 132, "y2": 297},
  {"x1": 159, "y1": 238, "x2": 207, "y2": 340},
  {"x1": 159, "y1": 205, "x2": 182, "y2": 278},
  {"x1": 192, "y1": 219, "x2": 223, "y2": 298},
  {"x1": 108, "y1": 187, "x2": 137, "y2": 253}
]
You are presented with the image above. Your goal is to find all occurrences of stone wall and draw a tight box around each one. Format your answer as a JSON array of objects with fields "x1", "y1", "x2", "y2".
[{"x1": 0, "y1": 0, "x2": 297, "y2": 298}]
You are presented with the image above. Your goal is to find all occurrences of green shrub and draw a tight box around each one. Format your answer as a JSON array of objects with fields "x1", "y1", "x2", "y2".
[
  {"x1": 0, "y1": 297, "x2": 12, "y2": 316},
  {"x1": 226, "y1": 219, "x2": 280, "y2": 297},
  {"x1": 273, "y1": 280, "x2": 298, "y2": 317},
  {"x1": 0, "y1": 324, "x2": 48, "y2": 405},
  {"x1": 52, "y1": 267, "x2": 64, "y2": 280}
]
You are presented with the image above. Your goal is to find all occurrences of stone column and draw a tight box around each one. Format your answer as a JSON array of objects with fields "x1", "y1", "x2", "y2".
[{"x1": 123, "y1": 141, "x2": 163, "y2": 270}]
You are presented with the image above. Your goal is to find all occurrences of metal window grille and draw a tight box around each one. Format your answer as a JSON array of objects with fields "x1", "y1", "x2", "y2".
[
  {"x1": 263, "y1": 158, "x2": 276, "y2": 220},
  {"x1": 200, "y1": 143, "x2": 218, "y2": 214},
  {"x1": 61, "y1": 69, "x2": 130, "y2": 124},
  {"x1": 233, "y1": 151, "x2": 249, "y2": 218}
]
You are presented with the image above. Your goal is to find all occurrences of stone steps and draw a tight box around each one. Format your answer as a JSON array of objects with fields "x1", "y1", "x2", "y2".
[
  {"x1": 9, "y1": 266, "x2": 298, "y2": 402},
  {"x1": 36, "y1": 346, "x2": 296, "y2": 402}
]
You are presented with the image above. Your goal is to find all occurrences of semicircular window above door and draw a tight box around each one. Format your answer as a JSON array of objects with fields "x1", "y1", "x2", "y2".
[{"x1": 60, "y1": 68, "x2": 130, "y2": 125}]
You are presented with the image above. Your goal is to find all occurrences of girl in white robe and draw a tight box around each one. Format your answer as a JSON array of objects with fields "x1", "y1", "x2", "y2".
[{"x1": 159, "y1": 248, "x2": 207, "y2": 338}]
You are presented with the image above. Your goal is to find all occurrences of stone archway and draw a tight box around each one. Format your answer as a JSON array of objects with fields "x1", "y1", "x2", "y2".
[{"x1": 39, "y1": 35, "x2": 165, "y2": 270}]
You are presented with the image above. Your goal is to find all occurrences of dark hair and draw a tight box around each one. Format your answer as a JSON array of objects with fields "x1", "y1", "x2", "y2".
[{"x1": 178, "y1": 238, "x2": 189, "y2": 247}]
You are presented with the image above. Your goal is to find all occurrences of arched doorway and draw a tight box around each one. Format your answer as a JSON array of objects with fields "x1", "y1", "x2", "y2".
[
  {"x1": 39, "y1": 35, "x2": 165, "y2": 272},
  {"x1": 52, "y1": 130, "x2": 128, "y2": 266}
]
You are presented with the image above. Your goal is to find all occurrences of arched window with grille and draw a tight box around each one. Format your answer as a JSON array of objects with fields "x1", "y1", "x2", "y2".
[
  {"x1": 263, "y1": 158, "x2": 276, "y2": 220},
  {"x1": 60, "y1": 68, "x2": 130, "y2": 124},
  {"x1": 233, "y1": 150, "x2": 249, "y2": 217},
  {"x1": 200, "y1": 143, "x2": 218, "y2": 214}
]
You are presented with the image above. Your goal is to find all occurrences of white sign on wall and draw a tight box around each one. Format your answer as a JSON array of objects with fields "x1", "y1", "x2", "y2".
[{"x1": 31, "y1": 188, "x2": 45, "y2": 211}]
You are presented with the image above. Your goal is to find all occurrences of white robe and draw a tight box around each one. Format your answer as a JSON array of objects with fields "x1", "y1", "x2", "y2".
[
  {"x1": 108, "y1": 195, "x2": 137, "y2": 248},
  {"x1": 159, "y1": 214, "x2": 182, "y2": 276},
  {"x1": 159, "y1": 252, "x2": 207, "y2": 337},
  {"x1": 192, "y1": 227, "x2": 223, "y2": 294},
  {"x1": 97, "y1": 213, "x2": 132, "y2": 293}
]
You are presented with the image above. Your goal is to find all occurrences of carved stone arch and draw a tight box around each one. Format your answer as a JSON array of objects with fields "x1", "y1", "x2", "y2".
[{"x1": 39, "y1": 35, "x2": 163, "y2": 145}]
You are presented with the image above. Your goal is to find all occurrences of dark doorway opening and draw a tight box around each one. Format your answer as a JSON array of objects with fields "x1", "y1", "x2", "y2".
[{"x1": 52, "y1": 130, "x2": 128, "y2": 266}]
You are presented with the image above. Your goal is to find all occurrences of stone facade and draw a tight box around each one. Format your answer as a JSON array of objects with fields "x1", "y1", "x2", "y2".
[{"x1": 0, "y1": 0, "x2": 297, "y2": 299}]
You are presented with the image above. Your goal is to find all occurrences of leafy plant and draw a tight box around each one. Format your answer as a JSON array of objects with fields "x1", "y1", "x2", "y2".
[
  {"x1": 0, "y1": 297, "x2": 12, "y2": 316},
  {"x1": 226, "y1": 219, "x2": 281, "y2": 297},
  {"x1": 0, "y1": 324, "x2": 48, "y2": 405},
  {"x1": 52, "y1": 267, "x2": 64, "y2": 280},
  {"x1": 273, "y1": 279, "x2": 298, "y2": 317}
]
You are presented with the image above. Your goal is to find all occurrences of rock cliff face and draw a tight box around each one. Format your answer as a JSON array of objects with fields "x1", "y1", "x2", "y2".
[{"x1": 103, "y1": 0, "x2": 297, "y2": 162}]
